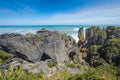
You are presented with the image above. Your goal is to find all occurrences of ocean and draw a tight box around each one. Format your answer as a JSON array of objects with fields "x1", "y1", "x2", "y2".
[{"x1": 0, "y1": 25, "x2": 119, "y2": 42}]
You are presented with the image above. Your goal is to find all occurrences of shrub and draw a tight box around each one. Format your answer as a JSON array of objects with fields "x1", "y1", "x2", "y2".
[
  {"x1": 0, "y1": 50, "x2": 12, "y2": 64},
  {"x1": 106, "y1": 26, "x2": 120, "y2": 38},
  {"x1": 65, "y1": 63, "x2": 75, "y2": 68},
  {"x1": 47, "y1": 62, "x2": 57, "y2": 68},
  {"x1": 37, "y1": 28, "x2": 46, "y2": 33},
  {"x1": 70, "y1": 64, "x2": 119, "y2": 80},
  {"x1": 0, "y1": 65, "x2": 44, "y2": 80},
  {"x1": 34, "y1": 35, "x2": 42, "y2": 41},
  {"x1": 61, "y1": 33, "x2": 67, "y2": 40},
  {"x1": 41, "y1": 28, "x2": 46, "y2": 30},
  {"x1": 90, "y1": 26, "x2": 106, "y2": 39},
  {"x1": 89, "y1": 45, "x2": 101, "y2": 52},
  {"x1": 25, "y1": 37, "x2": 30, "y2": 42},
  {"x1": 57, "y1": 71, "x2": 73, "y2": 80},
  {"x1": 101, "y1": 38, "x2": 120, "y2": 64},
  {"x1": 0, "y1": 64, "x2": 119, "y2": 80},
  {"x1": 26, "y1": 32, "x2": 33, "y2": 37}
]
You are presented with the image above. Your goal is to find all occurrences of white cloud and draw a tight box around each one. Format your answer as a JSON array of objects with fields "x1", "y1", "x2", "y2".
[
  {"x1": 0, "y1": 3, "x2": 120, "y2": 25},
  {"x1": 38, "y1": 4, "x2": 120, "y2": 24}
]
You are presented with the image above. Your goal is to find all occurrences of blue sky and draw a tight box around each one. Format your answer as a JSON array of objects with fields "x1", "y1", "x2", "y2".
[{"x1": 0, "y1": 0, "x2": 120, "y2": 25}]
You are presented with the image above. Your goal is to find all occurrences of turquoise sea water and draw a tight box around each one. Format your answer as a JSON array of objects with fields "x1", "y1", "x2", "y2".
[{"x1": 0, "y1": 25, "x2": 119, "y2": 41}]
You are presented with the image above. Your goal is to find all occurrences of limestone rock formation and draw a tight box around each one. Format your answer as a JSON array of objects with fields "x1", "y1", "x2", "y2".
[
  {"x1": 78, "y1": 26, "x2": 120, "y2": 67},
  {"x1": 86, "y1": 26, "x2": 106, "y2": 46},
  {"x1": 0, "y1": 31, "x2": 69, "y2": 63},
  {"x1": 0, "y1": 30, "x2": 83, "y2": 76}
]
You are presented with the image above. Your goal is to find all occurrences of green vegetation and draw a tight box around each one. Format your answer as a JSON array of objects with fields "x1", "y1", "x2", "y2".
[
  {"x1": 61, "y1": 33, "x2": 76, "y2": 48},
  {"x1": 89, "y1": 45, "x2": 101, "y2": 52},
  {"x1": 97, "y1": 28, "x2": 106, "y2": 38},
  {"x1": 61, "y1": 33, "x2": 70, "y2": 47},
  {"x1": 65, "y1": 42, "x2": 70, "y2": 48},
  {"x1": 47, "y1": 62, "x2": 57, "y2": 68},
  {"x1": 41, "y1": 28, "x2": 46, "y2": 30},
  {"x1": 25, "y1": 35, "x2": 42, "y2": 42},
  {"x1": 34, "y1": 35, "x2": 42, "y2": 41},
  {"x1": 0, "y1": 26, "x2": 120, "y2": 80},
  {"x1": 106, "y1": 26, "x2": 120, "y2": 38},
  {"x1": 65, "y1": 59, "x2": 82, "y2": 69},
  {"x1": 61, "y1": 33, "x2": 67, "y2": 40},
  {"x1": 65, "y1": 62, "x2": 75, "y2": 68},
  {"x1": 101, "y1": 38, "x2": 120, "y2": 63},
  {"x1": 69, "y1": 64, "x2": 120, "y2": 80},
  {"x1": 57, "y1": 71, "x2": 73, "y2": 80},
  {"x1": 90, "y1": 26, "x2": 106, "y2": 38},
  {"x1": 0, "y1": 50, "x2": 12, "y2": 63},
  {"x1": 0, "y1": 66, "x2": 44, "y2": 80},
  {"x1": 37, "y1": 28, "x2": 46, "y2": 33},
  {"x1": 25, "y1": 37, "x2": 30, "y2": 42},
  {"x1": 106, "y1": 26, "x2": 117, "y2": 33},
  {"x1": 0, "y1": 61, "x2": 119, "y2": 80},
  {"x1": 26, "y1": 32, "x2": 33, "y2": 37}
]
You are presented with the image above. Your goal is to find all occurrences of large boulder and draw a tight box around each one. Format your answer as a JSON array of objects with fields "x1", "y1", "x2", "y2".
[
  {"x1": 0, "y1": 31, "x2": 69, "y2": 63},
  {"x1": 0, "y1": 33, "x2": 40, "y2": 62}
]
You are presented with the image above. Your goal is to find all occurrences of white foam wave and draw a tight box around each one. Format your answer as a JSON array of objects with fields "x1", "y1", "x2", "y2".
[
  {"x1": 70, "y1": 34, "x2": 79, "y2": 42},
  {"x1": 73, "y1": 28, "x2": 79, "y2": 31},
  {"x1": 14, "y1": 29, "x2": 37, "y2": 34}
]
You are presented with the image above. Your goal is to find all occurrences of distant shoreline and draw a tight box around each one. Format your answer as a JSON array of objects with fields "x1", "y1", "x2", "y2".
[{"x1": 0, "y1": 25, "x2": 120, "y2": 42}]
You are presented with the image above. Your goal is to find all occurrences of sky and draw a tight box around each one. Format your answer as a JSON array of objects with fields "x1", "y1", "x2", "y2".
[{"x1": 0, "y1": 0, "x2": 120, "y2": 25}]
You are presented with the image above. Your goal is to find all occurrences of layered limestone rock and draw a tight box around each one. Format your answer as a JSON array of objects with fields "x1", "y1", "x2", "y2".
[
  {"x1": 78, "y1": 26, "x2": 120, "y2": 67},
  {"x1": 86, "y1": 26, "x2": 106, "y2": 46},
  {"x1": 0, "y1": 31, "x2": 69, "y2": 63},
  {"x1": 0, "y1": 30, "x2": 84, "y2": 76}
]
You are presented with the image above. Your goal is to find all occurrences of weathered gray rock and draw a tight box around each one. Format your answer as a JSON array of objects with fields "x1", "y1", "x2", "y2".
[
  {"x1": 62, "y1": 34, "x2": 77, "y2": 60},
  {"x1": 57, "y1": 63, "x2": 67, "y2": 72},
  {"x1": 86, "y1": 27, "x2": 106, "y2": 46},
  {"x1": 106, "y1": 26, "x2": 120, "y2": 39},
  {"x1": 29, "y1": 61, "x2": 50, "y2": 75},
  {"x1": 0, "y1": 31, "x2": 70, "y2": 63},
  {"x1": 0, "y1": 30, "x2": 88, "y2": 76},
  {"x1": 67, "y1": 67, "x2": 84, "y2": 75},
  {"x1": 0, "y1": 33, "x2": 41, "y2": 62},
  {"x1": 0, "y1": 57, "x2": 54, "y2": 76}
]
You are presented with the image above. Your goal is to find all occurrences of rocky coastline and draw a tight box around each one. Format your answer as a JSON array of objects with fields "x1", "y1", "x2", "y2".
[{"x1": 0, "y1": 26, "x2": 120, "y2": 80}]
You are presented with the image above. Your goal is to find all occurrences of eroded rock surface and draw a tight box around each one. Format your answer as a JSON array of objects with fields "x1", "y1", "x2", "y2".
[{"x1": 0, "y1": 31, "x2": 69, "y2": 63}]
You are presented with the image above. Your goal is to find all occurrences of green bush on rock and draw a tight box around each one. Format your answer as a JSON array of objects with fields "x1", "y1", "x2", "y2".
[
  {"x1": 0, "y1": 66, "x2": 44, "y2": 80},
  {"x1": 26, "y1": 32, "x2": 33, "y2": 37},
  {"x1": 101, "y1": 38, "x2": 120, "y2": 64},
  {"x1": 0, "y1": 64, "x2": 119, "y2": 80},
  {"x1": 34, "y1": 35, "x2": 42, "y2": 41},
  {"x1": 106, "y1": 26, "x2": 120, "y2": 38},
  {"x1": 41, "y1": 28, "x2": 46, "y2": 30},
  {"x1": 69, "y1": 64, "x2": 120, "y2": 80},
  {"x1": 0, "y1": 50, "x2": 12, "y2": 63},
  {"x1": 90, "y1": 26, "x2": 106, "y2": 39},
  {"x1": 89, "y1": 45, "x2": 101, "y2": 52},
  {"x1": 37, "y1": 28, "x2": 46, "y2": 33}
]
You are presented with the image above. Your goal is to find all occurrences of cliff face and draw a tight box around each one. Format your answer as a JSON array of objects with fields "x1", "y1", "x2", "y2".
[
  {"x1": 78, "y1": 26, "x2": 120, "y2": 67},
  {"x1": 86, "y1": 26, "x2": 106, "y2": 46}
]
